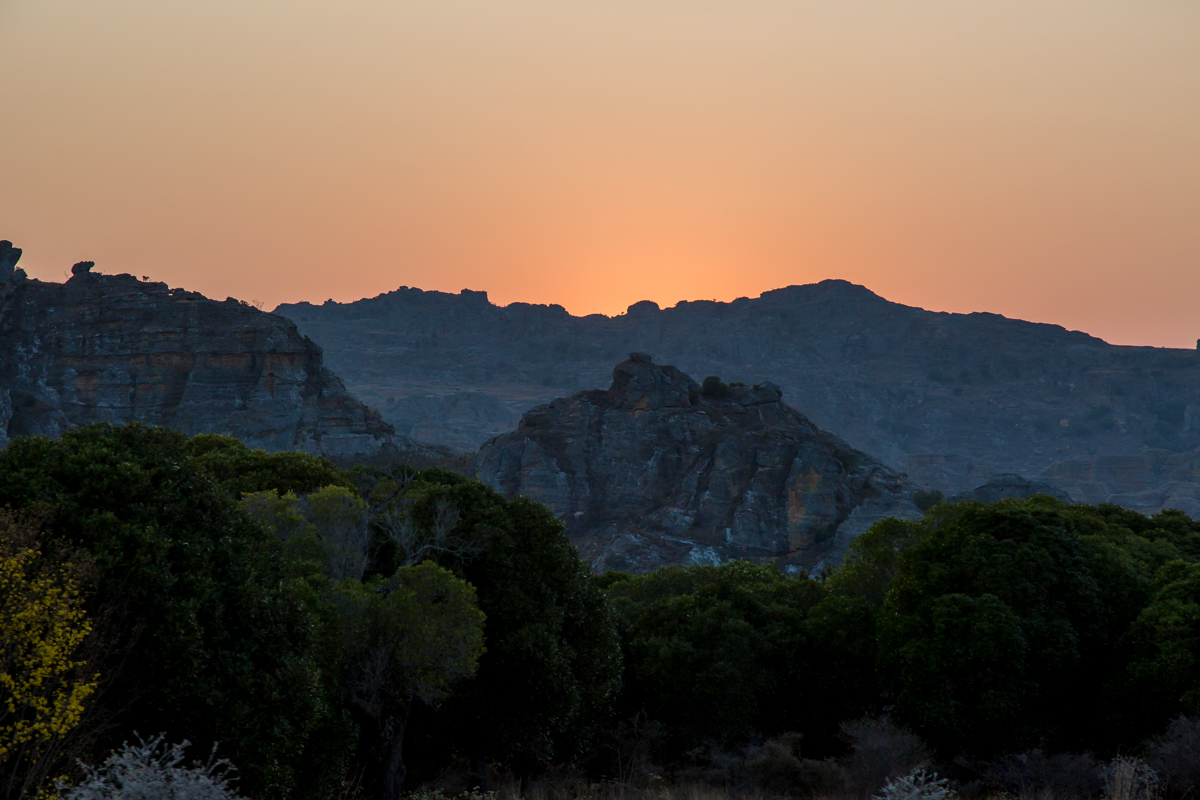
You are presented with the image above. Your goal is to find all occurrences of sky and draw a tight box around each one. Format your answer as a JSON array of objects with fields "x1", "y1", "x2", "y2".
[{"x1": 1, "y1": 0, "x2": 1198, "y2": 348}]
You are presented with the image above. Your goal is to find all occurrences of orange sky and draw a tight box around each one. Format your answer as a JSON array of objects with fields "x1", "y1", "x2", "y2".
[{"x1": 1, "y1": 0, "x2": 1198, "y2": 347}]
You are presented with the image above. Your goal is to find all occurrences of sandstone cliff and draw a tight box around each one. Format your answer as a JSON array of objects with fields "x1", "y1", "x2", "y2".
[
  {"x1": 476, "y1": 354, "x2": 921, "y2": 572},
  {"x1": 0, "y1": 243, "x2": 405, "y2": 457},
  {"x1": 276, "y1": 281, "x2": 1200, "y2": 515}
]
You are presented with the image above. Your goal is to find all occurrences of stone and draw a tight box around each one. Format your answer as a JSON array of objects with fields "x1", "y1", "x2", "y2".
[
  {"x1": 476, "y1": 354, "x2": 921, "y2": 572},
  {"x1": 949, "y1": 474, "x2": 1072, "y2": 504},
  {"x1": 0, "y1": 241, "x2": 20, "y2": 283},
  {"x1": 275, "y1": 278, "x2": 1200, "y2": 519},
  {"x1": 71, "y1": 261, "x2": 95, "y2": 276},
  {"x1": 0, "y1": 245, "x2": 428, "y2": 459}
]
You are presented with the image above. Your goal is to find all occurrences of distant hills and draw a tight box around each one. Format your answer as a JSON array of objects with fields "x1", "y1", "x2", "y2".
[{"x1": 277, "y1": 280, "x2": 1200, "y2": 517}]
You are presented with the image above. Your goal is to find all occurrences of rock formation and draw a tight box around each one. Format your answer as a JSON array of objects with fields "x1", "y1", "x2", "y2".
[
  {"x1": 948, "y1": 474, "x2": 1072, "y2": 504},
  {"x1": 476, "y1": 354, "x2": 921, "y2": 572},
  {"x1": 276, "y1": 280, "x2": 1200, "y2": 517},
  {"x1": 0, "y1": 242, "x2": 410, "y2": 457}
]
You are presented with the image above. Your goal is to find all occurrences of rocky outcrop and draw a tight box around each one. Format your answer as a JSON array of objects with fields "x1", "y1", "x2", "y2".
[
  {"x1": 949, "y1": 474, "x2": 1072, "y2": 504},
  {"x1": 276, "y1": 280, "x2": 1200, "y2": 519},
  {"x1": 476, "y1": 354, "x2": 921, "y2": 573},
  {"x1": 1039, "y1": 448, "x2": 1200, "y2": 519},
  {"x1": 0, "y1": 242, "x2": 410, "y2": 457}
]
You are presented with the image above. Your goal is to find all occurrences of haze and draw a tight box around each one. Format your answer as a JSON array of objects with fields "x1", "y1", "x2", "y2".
[{"x1": 1, "y1": 0, "x2": 1197, "y2": 347}]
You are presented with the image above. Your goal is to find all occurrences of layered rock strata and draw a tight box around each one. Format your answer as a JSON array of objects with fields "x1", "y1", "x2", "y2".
[
  {"x1": 0, "y1": 243, "x2": 405, "y2": 457},
  {"x1": 476, "y1": 354, "x2": 921, "y2": 572}
]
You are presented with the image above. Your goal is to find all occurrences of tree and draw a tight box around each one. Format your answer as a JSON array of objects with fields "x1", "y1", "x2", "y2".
[
  {"x1": 396, "y1": 471, "x2": 621, "y2": 783},
  {"x1": 604, "y1": 561, "x2": 876, "y2": 758},
  {"x1": 0, "y1": 424, "x2": 345, "y2": 800},
  {"x1": 331, "y1": 564, "x2": 484, "y2": 800},
  {"x1": 873, "y1": 497, "x2": 1199, "y2": 756},
  {"x1": 1121, "y1": 560, "x2": 1200, "y2": 730},
  {"x1": 0, "y1": 514, "x2": 98, "y2": 800},
  {"x1": 182, "y1": 434, "x2": 353, "y2": 497}
]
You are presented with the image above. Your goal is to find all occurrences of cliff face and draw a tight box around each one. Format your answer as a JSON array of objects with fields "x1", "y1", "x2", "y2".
[
  {"x1": 0, "y1": 244, "x2": 400, "y2": 457},
  {"x1": 476, "y1": 354, "x2": 921, "y2": 572},
  {"x1": 276, "y1": 281, "x2": 1200, "y2": 515}
]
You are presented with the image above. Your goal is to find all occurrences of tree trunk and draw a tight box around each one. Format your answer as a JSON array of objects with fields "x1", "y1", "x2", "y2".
[
  {"x1": 469, "y1": 756, "x2": 490, "y2": 792},
  {"x1": 380, "y1": 705, "x2": 411, "y2": 800}
]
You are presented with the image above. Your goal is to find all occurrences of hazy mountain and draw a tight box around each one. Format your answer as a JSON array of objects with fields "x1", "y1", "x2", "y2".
[{"x1": 276, "y1": 280, "x2": 1200, "y2": 516}]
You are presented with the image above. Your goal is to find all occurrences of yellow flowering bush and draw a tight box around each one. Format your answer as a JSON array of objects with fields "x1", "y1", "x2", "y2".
[{"x1": 0, "y1": 540, "x2": 97, "y2": 797}]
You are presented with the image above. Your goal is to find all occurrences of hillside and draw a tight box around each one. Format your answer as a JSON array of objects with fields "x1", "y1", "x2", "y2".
[
  {"x1": 276, "y1": 281, "x2": 1200, "y2": 514},
  {"x1": 0, "y1": 241, "x2": 419, "y2": 458}
]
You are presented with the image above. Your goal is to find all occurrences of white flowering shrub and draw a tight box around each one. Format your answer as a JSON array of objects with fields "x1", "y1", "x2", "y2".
[
  {"x1": 59, "y1": 733, "x2": 245, "y2": 800},
  {"x1": 874, "y1": 768, "x2": 956, "y2": 800}
]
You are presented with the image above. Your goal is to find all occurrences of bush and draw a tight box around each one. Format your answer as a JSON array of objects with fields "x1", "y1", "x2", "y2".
[
  {"x1": 912, "y1": 490, "x2": 945, "y2": 513},
  {"x1": 840, "y1": 718, "x2": 931, "y2": 800},
  {"x1": 60, "y1": 734, "x2": 245, "y2": 800},
  {"x1": 875, "y1": 768, "x2": 955, "y2": 800},
  {"x1": 1145, "y1": 716, "x2": 1200, "y2": 799},
  {"x1": 702, "y1": 376, "x2": 730, "y2": 397},
  {"x1": 1104, "y1": 757, "x2": 1160, "y2": 800},
  {"x1": 982, "y1": 750, "x2": 1103, "y2": 800}
]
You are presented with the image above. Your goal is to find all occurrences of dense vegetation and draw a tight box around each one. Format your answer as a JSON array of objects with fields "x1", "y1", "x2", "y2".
[{"x1": 1, "y1": 423, "x2": 1199, "y2": 800}]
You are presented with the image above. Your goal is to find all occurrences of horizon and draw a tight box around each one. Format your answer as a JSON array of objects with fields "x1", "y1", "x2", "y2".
[{"x1": 3, "y1": 0, "x2": 1198, "y2": 348}]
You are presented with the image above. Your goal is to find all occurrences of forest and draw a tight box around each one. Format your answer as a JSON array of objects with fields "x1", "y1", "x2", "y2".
[{"x1": 1, "y1": 423, "x2": 1198, "y2": 800}]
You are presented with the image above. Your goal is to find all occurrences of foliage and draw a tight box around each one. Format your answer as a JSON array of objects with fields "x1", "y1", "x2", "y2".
[
  {"x1": 701, "y1": 376, "x2": 730, "y2": 398},
  {"x1": 604, "y1": 562, "x2": 876, "y2": 757},
  {"x1": 1122, "y1": 561, "x2": 1200, "y2": 729},
  {"x1": 0, "y1": 515, "x2": 97, "y2": 800},
  {"x1": 1145, "y1": 716, "x2": 1200, "y2": 800},
  {"x1": 911, "y1": 491, "x2": 944, "y2": 513},
  {"x1": 870, "y1": 497, "x2": 1200, "y2": 756},
  {"x1": 332, "y1": 563, "x2": 484, "y2": 800},
  {"x1": 183, "y1": 434, "x2": 354, "y2": 497},
  {"x1": 1104, "y1": 757, "x2": 1161, "y2": 800},
  {"x1": 0, "y1": 424, "x2": 342, "y2": 800},
  {"x1": 242, "y1": 487, "x2": 371, "y2": 580},
  {"x1": 839, "y1": 718, "x2": 931, "y2": 800},
  {"x1": 873, "y1": 768, "x2": 955, "y2": 800},
  {"x1": 398, "y1": 471, "x2": 622, "y2": 776},
  {"x1": 59, "y1": 734, "x2": 245, "y2": 800}
]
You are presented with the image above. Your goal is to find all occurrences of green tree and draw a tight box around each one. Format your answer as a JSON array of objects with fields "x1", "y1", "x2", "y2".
[
  {"x1": 0, "y1": 424, "x2": 344, "y2": 800},
  {"x1": 605, "y1": 561, "x2": 876, "y2": 757},
  {"x1": 1121, "y1": 560, "x2": 1200, "y2": 730},
  {"x1": 332, "y1": 563, "x2": 484, "y2": 800},
  {"x1": 873, "y1": 497, "x2": 1200, "y2": 756},
  {"x1": 396, "y1": 471, "x2": 621, "y2": 782},
  {"x1": 183, "y1": 434, "x2": 354, "y2": 497}
]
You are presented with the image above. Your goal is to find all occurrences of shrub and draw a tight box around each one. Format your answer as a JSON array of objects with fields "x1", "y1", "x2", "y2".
[
  {"x1": 840, "y1": 718, "x2": 931, "y2": 800},
  {"x1": 982, "y1": 749, "x2": 1103, "y2": 800},
  {"x1": 874, "y1": 768, "x2": 955, "y2": 800},
  {"x1": 59, "y1": 734, "x2": 245, "y2": 800},
  {"x1": 702, "y1": 376, "x2": 730, "y2": 397},
  {"x1": 1104, "y1": 757, "x2": 1160, "y2": 800},
  {"x1": 1145, "y1": 716, "x2": 1200, "y2": 799},
  {"x1": 912, "y1": 490, "x2": 945, "y2": 513}
]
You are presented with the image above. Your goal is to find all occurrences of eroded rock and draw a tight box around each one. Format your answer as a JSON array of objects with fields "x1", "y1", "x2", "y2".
[
  {"x1": 477, "y1": 354, "x2": 920, "y2": 572},
  {"x1": 0, "y1": 247, "x2": 413, "y2": 458}
]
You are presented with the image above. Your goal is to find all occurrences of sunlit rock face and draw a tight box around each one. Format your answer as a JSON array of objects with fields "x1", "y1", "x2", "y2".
[
  {"x1": 476, "y1": 353, "x2": 921, "y2": 573},
  {"x1": 0, "y1": 242, "x2": 402, "y2": 457}
]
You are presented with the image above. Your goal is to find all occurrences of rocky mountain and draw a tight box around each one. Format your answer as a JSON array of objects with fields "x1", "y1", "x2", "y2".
[
  {"x1": 276, "y1": 281, "x2": 1200, "y2": 517},
  {"x1": 476, "y1": 354, "x2": 921, "y2": 572},
  {"x1": 0, "y1": 241, "x2": 413, "y2": 458}
]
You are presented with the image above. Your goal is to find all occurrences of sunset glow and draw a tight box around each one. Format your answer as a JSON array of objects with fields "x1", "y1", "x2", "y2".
[{"x1": 2, "y1": 0, "x2": 1197, "y2": 346}]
